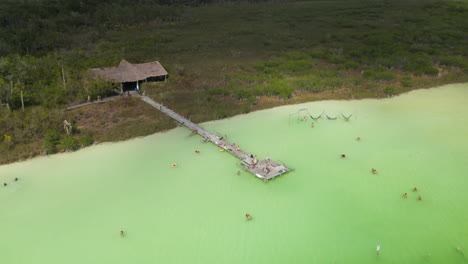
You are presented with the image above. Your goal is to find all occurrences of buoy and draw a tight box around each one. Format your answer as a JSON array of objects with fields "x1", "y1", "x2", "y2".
[
  {"x1": 195, "y1": 150, "x2": 200, "y2": 154},
  {"x1": 219, "y1": 149, "x2": 225, "y2": 152},
  {"x1": 171, "y1": 163, "x2": 178, "y2": 167}
]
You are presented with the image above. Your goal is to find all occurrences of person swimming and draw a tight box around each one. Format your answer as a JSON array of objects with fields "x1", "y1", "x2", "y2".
[
  {"x1": 120, "y1": 230, "x2": 125, "y2": 237},
  {"x1": 413, "y1": 187, "x2": 418, "y2": 192},
  {"x1": 418, "y1": 195, "x2": 422, "y2": 200},
  {"x1": 341, "y1": 154, "x2": 346, "y2": 158},
  {"x1": 195, "y1": 150, "x2": 200, "y2": 153},
  {"x1": 377, "y1": 245, "x2": 381, "y2": 256},
  {"x1": 246, "y1": 214, "x2": 252, "y2": 220},
  {"x1": 371, "y1": 168, "x2": 378, "y2": 174},
  {"x1": 311, "y1": 122, "x2": 315, "y2": 128},
  {"x1": 3, "y1": 183, "x2": 6, "y2": 187},
  {"x1": 356, "y1": 137, "x2": 361, "y2": 141},
  {"x1": 14, "y1": 178, "x2": 18, "y2": 181},
  {"x1": 403, "y1": 193, "x2": 408, "y2": 198},
  {"x1": 237, "y1": 171, "x2": 241, "y2": 175}
]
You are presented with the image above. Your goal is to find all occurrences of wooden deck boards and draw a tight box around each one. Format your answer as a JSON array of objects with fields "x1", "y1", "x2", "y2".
[{"x1": 141, "y1": 96, "x2": 290, "y2": 181}]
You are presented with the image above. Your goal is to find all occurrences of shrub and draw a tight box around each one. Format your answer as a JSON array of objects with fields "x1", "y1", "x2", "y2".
[
  {"x1": 232, "y1": 87, "x2": 251, "y2": 100},
  {"x1": 404, "y1": 58, "x2": 439, "y2": 76},
  {"x1": 349, "y1": 77, "x2": 364, "y2": 85},
  {"x1": 400, "y1": 76, "x2": 413, "y2": 87},
  {"x1": 254, "y1": 80, "x2": 293, "y2": 99},
  {"x1": 240, "y1": 105, "x2": 251, "y2": 113},
  {"x1": 364, "y1": 70, "x2": 396, "y2": 82},
  {"x1": 384, "y1": 85, "x2": 395, "y2": 95},
  {"x1": 344, "y1": 61, "x2": 359, "y2": 70},
  {"x1": 285, "y1": 51, "x2": 309, "y2": 60},
  {"x1": 280, "y1": 59, "x2": 315, "y2": 73},
  {"x1": 79, "y1": 135, "x2": 94, "y2": 147},
  {"x1": 43, "y1": 130, "x2": 61, "y2": 154},
  {"x1": 208, "y1": 88, "x2": 230, "y2": 96},
  {"x1": 328, "y1": 55, "x2": 346, "y2": 64},
  {"x1": 84, "y1": 79, "x2": 117, "y2": 99},
  {"x1": 438, "y1": 56, "x2": 467, "y2": 68},
  {"x1": 363, "y1": 70, "x2": 376, "y2": 79},
  {"x1": 310, "y1": 49, "x2": 327, "y2": 59},
  {"x1": 294, "y1": 77, "x2": 323, "y2": 93},
  {"x1": 59, "y1": 136, "x2": 79, "y2": 151},
  {"x1": 374, "y1": 71, "x2": 397, "y2": 82},
  {"x1": 216, "y1": 110, "x2": 228, "y2": 119}
]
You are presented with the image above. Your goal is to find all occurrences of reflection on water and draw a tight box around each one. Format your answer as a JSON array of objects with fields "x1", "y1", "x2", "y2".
[{"x1": 1, "y1": 84, "x2": 467, "y2": 264}]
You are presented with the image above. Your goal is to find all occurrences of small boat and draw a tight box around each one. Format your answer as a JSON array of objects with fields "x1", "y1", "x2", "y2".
[{"x1": 255, "y1": 173, "x2": 264, "y2": 179}]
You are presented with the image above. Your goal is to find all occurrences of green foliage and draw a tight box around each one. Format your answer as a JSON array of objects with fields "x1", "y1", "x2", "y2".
[
  {"x1": 79, "y1": 135, "x2": 94, "y2": 147},
  {"x1": 294, "y1": 77, "x2": 324, "y2": 93},
  {"x1": 344, "y1": 61, "x2": 359, "y2": 70},
  {"x1": 216, "y1": 110, "x2": 228, "y2": 119},
  {"x1": 404, "y1": 57, "x2": 439, "y2": 76},
  {"x1": 400, "y1": 77, "x2": 413, "y2": 88},
  {"x1": 439, "y1": 56, "x2": 468, "y2": 70},
  {"x1": 363, "y1": 70, "x2": 397, "y2": 82},
  {"x1": 43, "y1": 130, "x2": 61, "y2": 154},
  {"x1": 384, "y1": 85, "x2": 395, "y2": 95},
  {"x1": 85, "y1": 79, "x2": 117, "y2": 99},
  {"x1": 58, "y1": 136, "x2": 79, "y2": 151},
  {"x1": 253, "y1": 80, "x2": 293, "y2": 99},
  {"x1": 1, "y1": 0, "x2": 468, "y2": 164},
  {"x1": 240, "y1": 105, "x2": 251, "y2": 113},
  {"x1": 208, "y1": 87, "x2": 230, "y2": 96},
  {"x1": 280, "y1": 59, "x2": 315, "y2": 74}
]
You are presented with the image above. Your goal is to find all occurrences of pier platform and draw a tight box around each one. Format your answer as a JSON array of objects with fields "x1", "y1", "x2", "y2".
[{"x1": 141, "y1": 96, "x2": 290, "y2": 181}]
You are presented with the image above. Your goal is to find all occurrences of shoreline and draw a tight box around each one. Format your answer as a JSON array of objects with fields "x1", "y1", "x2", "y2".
[{"x1": 1, "y1": 81, "x2": 465, "y2": 167}]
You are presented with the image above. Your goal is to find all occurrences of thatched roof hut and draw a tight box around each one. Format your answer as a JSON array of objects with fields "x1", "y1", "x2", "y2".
[{"x1": 90, "y1": 59, "x2": 168, "y2": 91}]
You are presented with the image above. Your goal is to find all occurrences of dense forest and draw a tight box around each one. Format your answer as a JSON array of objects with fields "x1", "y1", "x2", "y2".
[{"x1": 0, "y1": 0, "x2": 467, "y2": 164}]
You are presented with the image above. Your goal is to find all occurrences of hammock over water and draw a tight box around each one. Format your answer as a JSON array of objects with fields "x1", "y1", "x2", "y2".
[
  {"x1": 309, "y1": 113, "x2": 322, "y2": 121},
  {"x1": 340, "y1": 113, "x2": 352, "y2": 120}
]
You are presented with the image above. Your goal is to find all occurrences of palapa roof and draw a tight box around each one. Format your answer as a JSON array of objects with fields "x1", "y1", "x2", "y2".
[{"x1": 90, "y1": 59, "x2": 168, "y2": 82}]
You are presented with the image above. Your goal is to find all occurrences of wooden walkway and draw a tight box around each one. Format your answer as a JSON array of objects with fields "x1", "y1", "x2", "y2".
[
  {"x1": 141, "y1": 96, "x2": 290, "y2": 181},
  {"x1": 65, "y1": 91, "x2": 141, "y2": 111}
]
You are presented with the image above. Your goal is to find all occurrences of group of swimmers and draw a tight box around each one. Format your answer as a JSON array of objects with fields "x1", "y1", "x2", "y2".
[
  {"x1": 3, "y1": 177, "x2": 19, "y2": 187},
  {"x1": 402, "y1": 187, "x2": 422, "y2": 200}
]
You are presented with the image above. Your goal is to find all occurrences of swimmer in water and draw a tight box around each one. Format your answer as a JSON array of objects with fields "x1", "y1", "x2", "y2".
[
  {"x1": 3, "y1": 183, "x2": 6, "y2": 187},
  {"x1": 371, "y1": 168, "x2": 378, "y2": 174},
  {"x1": 14, "y1": 178, "x2": 18, "y2": 181},
  {"x1": 418, "y1": 195, "x2": 422, "y2": 200},
  {"x1": 413, "y1": 187, "x2": 418, "y2": 192},
  {"x1": 311, "y1": 122, "x2": 315, "y2": 128},
  {"x1": 356, "y1": 137, "x2": 361, "y2": 141},
  {"x1": 246, "y1": 214, "x2": 252, "y2": 220},
  {"x1": 341, "y1": 154, "x2": 346, "y2": 158},
  {"x1": 376, "y1": 245, "x2": 381, "y2": 256},
  {"x1": 403, "y1": 193, "x2": 408, "y2": 198},
  {"x1": 120, "y1": 230, "x2": 125, "y2": 237},
  {"x1": 237, "y1": 171, "x2": 241, "y2": 175}
]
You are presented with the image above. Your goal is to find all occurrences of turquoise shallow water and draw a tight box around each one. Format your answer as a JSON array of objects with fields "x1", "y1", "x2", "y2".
[{"x1": 1, "y1": 83, "x2": 467, "y2": 263}]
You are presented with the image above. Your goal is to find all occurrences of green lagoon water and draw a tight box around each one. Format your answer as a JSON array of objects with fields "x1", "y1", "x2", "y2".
[{"x1": 1, "y1": 84, "x2": 468, "y2": 263}]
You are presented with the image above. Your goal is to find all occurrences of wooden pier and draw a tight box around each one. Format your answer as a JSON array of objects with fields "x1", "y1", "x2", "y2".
[{"x1": 141, "y1": 96, "x2": 290, "y2": 181}]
